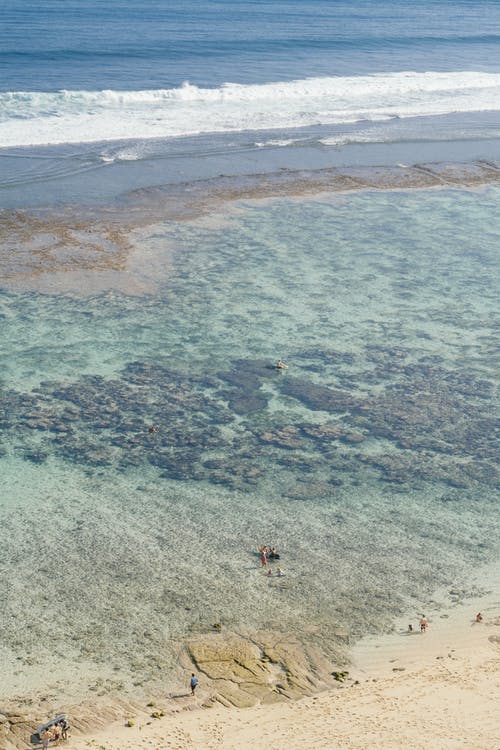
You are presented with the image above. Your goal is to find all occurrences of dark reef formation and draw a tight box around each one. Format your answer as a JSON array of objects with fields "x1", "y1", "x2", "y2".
[{"x1": 0, "y1": 347, "x2": 498, "y2": 494}]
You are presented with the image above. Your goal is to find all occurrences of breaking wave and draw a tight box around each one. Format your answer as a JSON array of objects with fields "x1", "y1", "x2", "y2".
[{"x1": 1, "y1": 71, "x2": 500, "y2": 148}]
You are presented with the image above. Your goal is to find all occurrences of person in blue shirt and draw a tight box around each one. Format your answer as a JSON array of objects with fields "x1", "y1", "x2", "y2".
[{"x1": 190, "y1": 673, "x2": 199, "y2": 696}]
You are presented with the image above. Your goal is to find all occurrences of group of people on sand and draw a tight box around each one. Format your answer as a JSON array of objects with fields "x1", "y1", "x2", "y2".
[
  {"x1": 258, "y1": 545, "x2": 284, "y2": 576},
  {"x1": 40, "y1": 719, "x2": 68, "y2": 748},
  {"x1": 408, "y1": 611, "x2": 484, "y2": 635}
]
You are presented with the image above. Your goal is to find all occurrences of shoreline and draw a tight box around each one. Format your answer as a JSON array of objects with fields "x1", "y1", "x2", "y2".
[
  {"x1": 2, "y1": 560, "x2": 498, "y2": 749},
  {"x1": 3, "y1": 114, "x2": 500, "y2": 211}
]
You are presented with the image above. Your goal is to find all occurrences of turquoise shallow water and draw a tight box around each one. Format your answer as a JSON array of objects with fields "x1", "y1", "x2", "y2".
[{"x1": 0, "y1": 186, "x2": 498, "y2": 703}]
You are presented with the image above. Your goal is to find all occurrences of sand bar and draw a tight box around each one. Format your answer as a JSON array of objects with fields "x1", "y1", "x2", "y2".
[{"x1": 2, "y1": 159, "x2": 500, "y2": 295}]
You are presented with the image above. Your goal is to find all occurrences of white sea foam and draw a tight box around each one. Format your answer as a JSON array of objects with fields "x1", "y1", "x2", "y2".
[
  {"x1": 319, "y1": 126, "x2": 500, "y2": 148},
  {"x1": 254, "y1": 138, "x2": 301, "y2": 148},
  {"x1": 1, "y1": 72, "x2": 500, "y2": 148},
  {"x1": 99, "y1": 144, "x2": 149, "y2": 163}
]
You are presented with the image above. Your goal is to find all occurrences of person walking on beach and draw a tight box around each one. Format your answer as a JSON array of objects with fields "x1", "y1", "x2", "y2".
[
  {"x1": 190, "y1": 673, "x2": 199, "y2": 696},
  {"x1": 260, "y1": 549, "x2": 267, "y2": 567},
  {"x1": 420, "y1": 615, "x2": 429, "y2": 633}
]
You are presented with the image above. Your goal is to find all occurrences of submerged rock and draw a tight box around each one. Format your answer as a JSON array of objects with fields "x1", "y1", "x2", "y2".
[
  {"x1": 258, "y1": 425, "x2": 303, "y2": 449},
  {"x1": 0, "y1": 353, "x2": 497, "y2": 495},
  {"x1": 341, "y1": 431, "x2": 365, "y2": 444},
  {"x1": 302, "y1": 422, "x2": 344, "y2": 441},
  {"x1": 281, "y1": 378, "x2": 364, "y2": 414},
  {"x1": 222, "y1": 389, "x2": 269, "y2": 415},
  {"x1": 23, "y1": 450, "x2": 48, "y2": 464}
]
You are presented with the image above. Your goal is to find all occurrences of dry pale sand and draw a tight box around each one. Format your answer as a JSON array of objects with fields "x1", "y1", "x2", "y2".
[{"x1": 67, "y1": 601, "x2": 500, "y2": 750}]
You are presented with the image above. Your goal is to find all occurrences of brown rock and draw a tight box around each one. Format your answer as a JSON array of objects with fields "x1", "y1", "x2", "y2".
[{"x1": 187, "y1": 637, "x2": 267, "y2": 683}]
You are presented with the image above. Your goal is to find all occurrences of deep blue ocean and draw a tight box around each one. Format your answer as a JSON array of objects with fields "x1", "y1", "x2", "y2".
[{"x1": 2, "y1": 0, "x2": 500, "y2": 91}]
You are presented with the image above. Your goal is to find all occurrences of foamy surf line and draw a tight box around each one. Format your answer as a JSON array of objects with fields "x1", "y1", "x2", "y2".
[{"x1": 2, "y1": 71, "x2": 500, "y2": 147}]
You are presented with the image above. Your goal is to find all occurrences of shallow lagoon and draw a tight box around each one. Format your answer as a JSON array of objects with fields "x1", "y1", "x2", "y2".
[{"x1": 0, "y1": 186, "x2": 498, "y2": 705}]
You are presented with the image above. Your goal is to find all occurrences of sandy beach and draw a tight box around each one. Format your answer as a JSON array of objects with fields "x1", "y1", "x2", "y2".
[
  {"x1": 63, "y1": 605, "x2": 500, "y2": 750},
  {"x1": 3, "y1": 587, "x2": 498, "y2": 750}
]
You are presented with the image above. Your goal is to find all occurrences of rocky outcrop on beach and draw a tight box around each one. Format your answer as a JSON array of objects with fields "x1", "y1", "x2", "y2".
[
  {"x1": 0, "y1": 628, "x2": 346, "y2": 748},
  {"x1": 183, "y1": 632, "x2": 341, "y2": 708},
  {"x1": 0, "y1": 712, "x2": 31, "y2": 750}
]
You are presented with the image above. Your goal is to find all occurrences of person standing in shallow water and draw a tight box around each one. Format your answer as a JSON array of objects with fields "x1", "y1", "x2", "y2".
[{"x1": 190, "y1": 673, "x2": 198, "y2": 696}]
